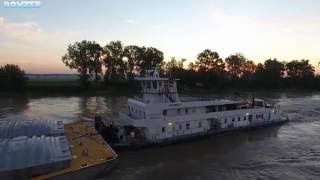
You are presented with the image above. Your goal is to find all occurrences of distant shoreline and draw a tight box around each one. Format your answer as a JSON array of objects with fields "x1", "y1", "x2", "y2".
[{"x1": 1, "y1": 78, "x2": 320, "y2": 96}]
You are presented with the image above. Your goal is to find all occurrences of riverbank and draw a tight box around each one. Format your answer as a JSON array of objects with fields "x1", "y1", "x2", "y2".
[{"x1": 1, "y1": 79, "x2": 320, "y2": 96}]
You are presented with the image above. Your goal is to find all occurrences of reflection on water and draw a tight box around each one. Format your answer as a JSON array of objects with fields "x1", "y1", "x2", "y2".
[
  {"x1": 0, "y1": 95, "x2": 129, "y2": 123},
  {"x1": 0, "y1": 95, "x2": 29, "y2": 119},
  {"x1": 1, "y1": 92, "x2": 320, "y2": 179}
]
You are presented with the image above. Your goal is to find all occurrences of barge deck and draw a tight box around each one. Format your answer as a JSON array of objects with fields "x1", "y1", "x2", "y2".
[{"x1": 32, "y1": 121, "x2": 118, "y2": 180}]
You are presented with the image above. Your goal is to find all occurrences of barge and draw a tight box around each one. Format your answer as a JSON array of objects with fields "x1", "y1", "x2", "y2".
[{"x1": 0, "y1": 120, "x2": 117, "y2": 180}]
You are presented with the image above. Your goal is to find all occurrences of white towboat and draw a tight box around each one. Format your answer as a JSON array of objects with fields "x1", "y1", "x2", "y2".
[{"x1": 95, "y1": 69, "x2": 288, "y2": 149}]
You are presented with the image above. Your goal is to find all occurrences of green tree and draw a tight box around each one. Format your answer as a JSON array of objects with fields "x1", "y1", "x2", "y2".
[
  {"x1": 102, "y1": 41, "x2": 126, "y2": 80},
  {"x1": 225, "y1": 53, "x2": 247, "y2": 77},
  {"x1": 166, "y1": 57, "x2": 185, "y2": 70},
  {"x1": 138, "y1": 47, "x2": 164, "y2": 75},
  {"x1": 242, "y1": 60, "x2": 257, "y2": 77},
  {"x1": 253, "y1": 59, "x2": 285, "y2": 87},
  {"x1": 264, "y1": 59, "x2": 285, "y2": 78},
  {"x1": 165, "y1": 57, "x2": 186, "y2": 77},
  {"x1": 254, "y1": 63, "x2": 265, "y2": 80},
  {"x1": 123, "y1": 45, "x2": 143, "y2": 79},
  {"x1": 285, "y1": 59, "x2": 314, "y2": 78},
  {"x1": 62, "y1": 40, "x2": 103, "y2": 85},
  {"x1": 196, "y1": 49, "x2": 225, "y2": 73},
  {"x1": 0, "y1": 64, "x2": 26, "y2": 90},
  {"x1": 188, "y1": 62, "x2": 196, "y2": 71}
]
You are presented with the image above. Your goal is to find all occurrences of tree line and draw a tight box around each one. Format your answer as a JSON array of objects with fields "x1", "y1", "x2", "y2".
[
  {"x1": 61, "y1": 40, "x2": 319, "y2": 90},
  {"x1": 2, "y1": 40, "x2": 317, "y2": 92},
  {"x1": 0, "y1": 64, "x2": 26, "y2": 91},
  {"x1": 61, "y1": 40, "x2": 164, "y2": 86}
]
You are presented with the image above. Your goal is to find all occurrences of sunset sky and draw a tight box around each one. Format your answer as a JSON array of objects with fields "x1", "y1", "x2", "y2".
[{"x1": 1, "y1": 0, "x2": 320, "y2": 73}]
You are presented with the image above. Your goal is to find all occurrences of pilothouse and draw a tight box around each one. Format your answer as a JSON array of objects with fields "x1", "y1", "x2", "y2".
[{"x1": 95, "y1": 69, "x2": 288, "y2": 148}]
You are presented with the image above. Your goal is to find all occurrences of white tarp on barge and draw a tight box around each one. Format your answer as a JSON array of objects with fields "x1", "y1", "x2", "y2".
[
  {"x1": 0, "y1": 135, "x2": 72, "y2": 179},
  {"x1": 0, "y1": 119, "x2": 64, "y2": 139}
]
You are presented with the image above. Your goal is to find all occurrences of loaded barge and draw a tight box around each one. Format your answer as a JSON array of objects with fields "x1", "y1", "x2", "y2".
[
  {"x1": 0, "y1": 119, "x2": 117, "y2": 180},
  {"x1": 95, "y1": 69, "x2": 288, "y2": 149}
]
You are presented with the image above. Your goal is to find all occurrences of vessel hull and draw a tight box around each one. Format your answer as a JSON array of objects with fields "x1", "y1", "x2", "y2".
[
  {"x1": 46, "y1": 158, "x2": 118, "y2": 180},
  {"x1": 113, "y1": 118, "x2": 289, "y2": 151}
]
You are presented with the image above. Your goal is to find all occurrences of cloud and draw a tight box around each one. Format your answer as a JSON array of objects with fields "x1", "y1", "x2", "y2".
[
  {"x1": 180, "y1": 10, "x2": 320, "y2": 62},
  {"x1": 0, "y1": 17, "x2": 45, "y2": 43},
  {"x1": 0, "y1": 17, "x2": 85, "y2": 73},
  {"x1": 0, "y1": 17, "x2": 83, "y2": 45}
]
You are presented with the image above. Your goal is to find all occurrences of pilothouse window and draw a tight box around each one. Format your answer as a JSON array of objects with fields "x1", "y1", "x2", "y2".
[
  {"x1": 153, "y1": 81, "x2": 157, "y2": 89},
  {"x1": 186, "y1": 123, "x2": 190, "y2": 129},
  {"x1": 163, "y1": 110, "x2": 167, "y2": 116},
  {"x1": 218, "y1": 105, "x2": 224, "y2": 111}
]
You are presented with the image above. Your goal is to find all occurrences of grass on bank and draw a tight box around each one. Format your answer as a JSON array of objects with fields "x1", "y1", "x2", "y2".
[
  {"x1": 27, "y1": 80, "x2": 81, "y2": 92},
  {"x1": 25, "y1": 79, "x2": 139, "y2": 94},
  {"x1": 5, "y1": 77, "x2": 320, "y2": 95}
]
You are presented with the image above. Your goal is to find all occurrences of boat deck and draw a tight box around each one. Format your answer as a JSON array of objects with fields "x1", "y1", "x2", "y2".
[{"x1": 32, "y1": 121, "x2": 117, "y2": 180}]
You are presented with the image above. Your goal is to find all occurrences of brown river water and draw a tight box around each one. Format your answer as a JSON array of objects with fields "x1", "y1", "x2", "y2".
[{"x1": 0, "y1": 91, "x2": 320, "y2": 180}]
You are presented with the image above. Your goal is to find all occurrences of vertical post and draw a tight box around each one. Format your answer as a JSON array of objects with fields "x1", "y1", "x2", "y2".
[{"x1": 94, "y1": 114, "x2": 102, "y2": 132}]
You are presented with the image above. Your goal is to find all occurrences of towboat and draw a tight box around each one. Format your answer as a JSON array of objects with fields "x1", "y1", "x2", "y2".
[{"x1": 95, "y1": 69, "x2": 288, "y2": 149}]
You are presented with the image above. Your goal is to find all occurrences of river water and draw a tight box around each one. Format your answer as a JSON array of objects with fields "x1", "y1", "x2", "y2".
[{"x1": 1, "y1": 92, "x2": 320, "y2": 180}]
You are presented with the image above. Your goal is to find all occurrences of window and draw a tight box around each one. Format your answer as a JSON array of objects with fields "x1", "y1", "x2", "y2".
[
  {"x1": 177, "y1": 109, "x2": 181, "y2": 115},
  {"x1": 162, "y1": 127, "x2": 165, "y2": 132},
  {"x1": 256, "y1": 114, "x2": 264, "y2": 119},
  {"x1": 198, "y1": 122, "x2": 202, "y2": 128},
  {"x1": 224, "y1": 119, "x2": 227, "y2": 123},
  {"x1": 179, "y1": 124, "x2": 182, "y2": 130},
  {"x1": 238, "y1": 117, "x2": 241, "y2": 121},
  {"x1": 244, "y1": 116, "x2": 246, "y2": 120},
  {"x1": 232, "y1": 118, "x2": 235, "y2": 122},
  {"x1": 212, "y1": 106, "x2": 217, "y2": 112},
  {"x1": 153, "y1": 81, "x2": 157, "y2": 89},
  {"x1": 163, "y1": 110, "x2": 167, "y2": 116},
  {"x1": 147, "y1": 81, "x2": 151, "y2": 88},
  {"x1": 186, "y1": 123, "x2": 190, "y2": 129},
  {"x1": 185, "y1": 108, "x2": 189, "y2": 114}
]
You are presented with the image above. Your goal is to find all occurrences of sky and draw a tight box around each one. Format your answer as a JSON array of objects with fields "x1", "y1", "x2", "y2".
[{"x1": 0, "y1": 0, "x2": 320, "y2": 73}]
